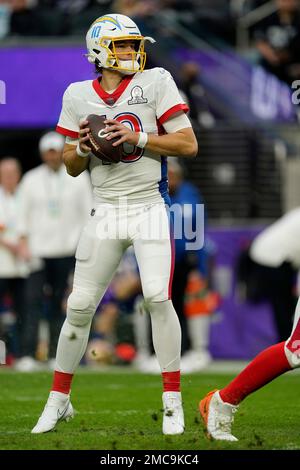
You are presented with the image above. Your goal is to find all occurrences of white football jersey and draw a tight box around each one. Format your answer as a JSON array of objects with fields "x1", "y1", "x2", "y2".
[{"x1": 56, "y1": 67, "x2": 189, "y2": 205}]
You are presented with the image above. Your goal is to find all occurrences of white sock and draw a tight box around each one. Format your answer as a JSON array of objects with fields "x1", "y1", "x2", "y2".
[
  {"x1": 187, "y1": 315, "x2": 211, "y2": 353},
  {"x1": 55, "y1": 319, "x2": 92, "y2": 373},
  {"x1": 148, "y1": 300, "x2": 181, "y2": 372}
]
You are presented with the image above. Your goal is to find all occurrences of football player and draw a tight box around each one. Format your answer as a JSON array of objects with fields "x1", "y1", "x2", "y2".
[
  {"x1": 32, "y1": 14, "x2": 198, "y2": 434},
  {"x1": 199, "y1": 298, "x2": 300, "y2": 441}
]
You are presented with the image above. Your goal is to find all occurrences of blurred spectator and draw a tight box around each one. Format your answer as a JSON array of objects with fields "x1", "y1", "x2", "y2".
[
  {"x1": 231, "y1": 0, "x2": 269, "y2": 17},
  {"x1": 44, "y1": 0, "x2": 90, "y2": 13},
  {"x1": 0, "y1": 158, "x2": 27, "y2": 359},
  {"x1": 182, "y1": 272, "x2": 219, "y2": 373},
  {"x1": 7, "y1": 0, "x2": 72, "y2": 37},
  {"x1": 9, "y1": 0, "x2": 41, "y2": 36},
  {"x1": 179, "y1": 62, "x2": 215, "y2": 129},
  {"x1": 253, "y1": 0, "x2": 300, "y2": 84},
  {"x1": 92, "y1": 0, "x2": 114, "y2": 7},
  {"x1": 39, "y1": 0, "x2": 110, "y2": 15},
  {"x1": 160, "y1": 0, "x2": 195, "y2": 12},
  {"x1": 112, "y1": 0, "x2": 158, "y2": 19},
  {"x1": 0, "y1": 1, "x2": 10, "y2": 38},
  {"x1": 168, "y1": 159, "x2": 202, "y2": 354},
  {"x1": 15, "y1": 132, "x2": 92, "y2": 372},
  {"x1": 168, "y1": 159, "x2": 214, "y2": 372},
  {"x1": 237, "y1": 207, "x2": 300, "y2": 341}
]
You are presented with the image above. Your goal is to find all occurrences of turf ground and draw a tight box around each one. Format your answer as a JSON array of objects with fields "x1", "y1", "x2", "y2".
[{"x1": 0, "y1": 367, "x2": 299, "y2": 450}]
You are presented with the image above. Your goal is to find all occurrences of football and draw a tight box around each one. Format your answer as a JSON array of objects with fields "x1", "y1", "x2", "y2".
[{"x1": 86, "y1": 114, "x2": 123, "y2": 163}]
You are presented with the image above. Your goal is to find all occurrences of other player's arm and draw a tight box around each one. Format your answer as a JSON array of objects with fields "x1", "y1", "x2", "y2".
[
  {"x1": 104, "y1": 117, "x2": 198, "y2": 158},
  {"x1": 62, "y1": 121, "x2": 91, "y2": 177}
]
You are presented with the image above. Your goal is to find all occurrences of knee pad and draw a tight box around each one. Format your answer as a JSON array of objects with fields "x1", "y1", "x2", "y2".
[
  {"x1": 67, "y1": 291, "x2": 95, "y2": 327},
  {"x1": 285, "y1": 339, "x2": 300, "y2": 369},
  {"x1": 143, "y1": 278, "x2": 169, "y2": 303}
]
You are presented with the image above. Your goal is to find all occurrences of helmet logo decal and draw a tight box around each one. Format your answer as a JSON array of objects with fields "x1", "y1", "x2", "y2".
[
  {"x1": 128, "y1": 86, "x2": 148, "y2": 105},
  {"x1": 92, "y1": 16, "x2": 122, "y2": 30},
  {"x1": 91, "y1": 25, "x2": 101, "y2": 38}
]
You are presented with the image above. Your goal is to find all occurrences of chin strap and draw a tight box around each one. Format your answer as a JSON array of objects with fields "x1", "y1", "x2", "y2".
[{"x1": 118, "y1": 59, "x2": 140, "y2": 74}]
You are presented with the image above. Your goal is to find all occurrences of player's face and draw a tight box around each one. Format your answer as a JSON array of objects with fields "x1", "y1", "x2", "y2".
[
  {"x1": 114, "y1": 40, "x2": 137, "y2": 61},
  {"x1": 0, "y1": 161, "x2": 21, "y2": 192},
  {"x1": 41, "y1": 149, "x2": 62, "y2": 171}
]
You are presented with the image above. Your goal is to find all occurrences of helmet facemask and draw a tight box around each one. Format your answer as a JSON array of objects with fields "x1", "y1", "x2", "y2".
[{"x1": 100, "y1": 36, "x2": 146, "y2": 74}]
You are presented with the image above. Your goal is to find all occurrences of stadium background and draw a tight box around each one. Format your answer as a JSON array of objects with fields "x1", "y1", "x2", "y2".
[{"x1": 1, "y1": 0, "x2": 300, "y2": 362}]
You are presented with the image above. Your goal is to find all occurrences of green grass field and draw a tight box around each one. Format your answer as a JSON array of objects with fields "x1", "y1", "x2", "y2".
[{"x1": 0, "y1": 368, "x2": 299, "y2": 450}]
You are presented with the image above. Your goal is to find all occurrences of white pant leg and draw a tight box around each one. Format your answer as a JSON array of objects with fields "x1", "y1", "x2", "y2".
[
  {"x1": 131, "y1": 204, "x2": 174, "y2": 303},
  {"x1": 131, "y1": 204, "x2": 181, "y2": 372},
  {"x1": 55, "y1": 209, "x2": 128, "y2": 373}
]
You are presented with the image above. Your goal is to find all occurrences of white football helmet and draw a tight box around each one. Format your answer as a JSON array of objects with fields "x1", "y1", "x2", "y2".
[{"x1": 86, "y1": 14, "x2": 155, "y2": 74}]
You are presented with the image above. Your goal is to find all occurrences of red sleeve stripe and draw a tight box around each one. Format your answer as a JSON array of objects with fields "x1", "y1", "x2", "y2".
[
  {"x1": 56, "y1": 126, "x2": 79, "y2": 138},
  {"x1": 158, "y1": 103, "x2": 189, "y2": 125}
]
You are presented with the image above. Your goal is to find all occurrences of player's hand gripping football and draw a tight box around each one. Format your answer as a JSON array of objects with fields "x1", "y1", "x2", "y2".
[
  {"x1": 103, "y1": 119, "x2": 139, "y2": 147},
  {"x1": 78, "y1": 120, "x2": 91, "y2": 154}
]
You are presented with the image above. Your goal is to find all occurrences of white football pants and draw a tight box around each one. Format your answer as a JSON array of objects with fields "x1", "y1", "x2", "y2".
[{"x1": 55, "y1": 202, "x2": 181, "y2": 373}]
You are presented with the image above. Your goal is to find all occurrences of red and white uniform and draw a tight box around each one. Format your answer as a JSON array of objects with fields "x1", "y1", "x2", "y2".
[
  {"x1": 56, "y1": 68, "x2": 190, "y2": 308},
  {"x1": 32, "y1": 16, "x2": 186, "y2": 434},
  {"x1": 56, "y1": 67, "x2": 189, "y2": 205}
]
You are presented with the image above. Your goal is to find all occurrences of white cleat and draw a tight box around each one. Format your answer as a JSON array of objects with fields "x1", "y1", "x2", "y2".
[
  {"x1": 199, "y1": 390, "x2": 238, "y2": 441},
  {"x1": 47, "y1": 359, "x2": 56, "y2": 371},
  {"x1": 181, "y1": 350, "x2": 212, "y2": 373},
  {"x1": 15, "y1": 356, "x2": 42, "y2": 372},
  {"x1": 31, "y1": 391, "x2": 74, "y2": 434},
  {"x1": 134, "y1": 354, "x2": 161, "y2": 374},
  {"x1": 162, "y1": 391, "x2": 185, "y2": 435}
]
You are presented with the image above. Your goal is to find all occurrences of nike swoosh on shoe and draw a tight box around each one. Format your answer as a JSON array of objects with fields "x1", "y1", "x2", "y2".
[{"x1": 57, "y1": 403, "x2": 69, "y2": 420}]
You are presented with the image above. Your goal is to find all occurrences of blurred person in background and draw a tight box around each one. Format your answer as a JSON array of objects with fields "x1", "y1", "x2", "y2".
[
  {"x1": 0, "y1": 158, "x2": 27, "y2": 359},
  {"x1": 135, "y1": 159, "x2": 215, "y2": 373},
  {"x1": 182, "y1": 267, "x2": 219, "y2": 373},
  {"x1": 0, "y1": 1, "x2": 11, "y2": 39},
  {"x1": 236, "y1": 208, "x2": 300, "y2": 342},
  {"x1": 168, "y1": 160, "x2": 211, "y2": 363},
  {"x1": 15, "y1": 132, "x2": 92, "y2": 372},
  {"x1": 253, "y1": 0, "x2": 300, "y2": 84},
  {"x1": 179, "y1": 62, "x2": 215, "y2": 129},
  {"x1": 40, "y1": 0, "x2": 90, "y2": 12},
  {"x1": 246, "y1": 208, "x2": 300, "y2": 341},
  {"x1": 9, "y1": 0, "x2": 41, "y2": 36},
  {"x1": 112, "y1": 0, "x2": 158, "y2": 20},
  {"x1": 168, "y1": 159, "x2": 217, "y2": 372},
  {"x1": 231, "y1": 0, "x2": 269, "y2": 17}
]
